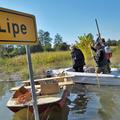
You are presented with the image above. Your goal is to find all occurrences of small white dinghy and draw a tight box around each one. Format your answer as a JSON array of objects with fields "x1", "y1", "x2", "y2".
[{"x1": 52, "y1": 68, "x2": 120, "y2": 86}]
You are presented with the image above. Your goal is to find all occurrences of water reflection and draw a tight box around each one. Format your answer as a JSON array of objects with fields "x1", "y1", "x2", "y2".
[
  {"x1": 13, "y1": 104, "x2": 69, "y2": 120},
  {"x1": 97, "y1": 87, "x2": 120, "y2": 120},
  {"x1": 0, "y1": 81, "x2": 15, "y2": 98},
  {"x1": 0, "y1": 81, "x2": 17, "y2": 120},
  {"x1": 40, "y1": 104, "x2": 69, "y2": 120},
  {"x1": 13, "y1": 108, "x2": 34, "y2": 120},
  {"x1": 0, "y1": 73, "x2": 21, "y2": 98},
  {"x1": 88, "y1": 85, "x2": 120, "y2": 120},
  {"x1": 12, "y1": 89, "x2": 89, "y2": 120},
  {"x1": 1, "y1": 82, "x2": 120, "y2": 120},
  {"x1": 68, "y1": 92, "x2": 88, "y2": 114},
  {"x1": 98, "y1": 94, "x2": 115, "y2": 120}
]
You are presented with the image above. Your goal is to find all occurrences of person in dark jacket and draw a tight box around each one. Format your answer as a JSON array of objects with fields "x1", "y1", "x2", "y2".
[
  {"x1": 71, "y1": 46, "x2": 85, "y2": 72},
  {"x1": 91, "y1": 42, "x2": 109, "y2": 74}
]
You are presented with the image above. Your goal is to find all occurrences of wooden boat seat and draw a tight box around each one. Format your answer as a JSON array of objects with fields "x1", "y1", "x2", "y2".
[
  {"x1": 10, "y1": 80, "x2": 74, "y2": 92},
  {"x1": 10, "y1": 85, "x2": 40, "y2": 91},
  {"x1": 40, "y1": 82, "x2": 60, "y2": 95},
  {"x1": 23, "y1": 75, "x2": 74, "y2": 85}
]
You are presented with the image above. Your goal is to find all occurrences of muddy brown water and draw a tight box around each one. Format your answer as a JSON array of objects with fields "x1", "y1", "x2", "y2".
[{"x1": 0, "y1": 80, "x2": 120, "y2": 120}]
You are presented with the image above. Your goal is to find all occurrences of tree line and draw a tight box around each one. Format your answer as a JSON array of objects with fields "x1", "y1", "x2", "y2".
[
  {"x1": 0, "y1": 29, "x2": 70, "y2": 58},
  {"x1": 106, "y1": 39, "x2": 120, "y2": 46},
  {"x1": 0, "y1": 30, "x2": 120, "y2": 58}
]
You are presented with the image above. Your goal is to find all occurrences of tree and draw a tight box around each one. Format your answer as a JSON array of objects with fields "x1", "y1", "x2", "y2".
[
  {"x1": 107, "y1": 39, "x2": 118, "y2": 46},
  {"x1": 0, "y1": 45, "x2": 25, "y2": 57},
  {"x1": 38, "y1": 30, "x2": 52, "y2": 51},
  {"x1": 59, "y1": 42, "x2": 70, "y2": 51},
  {"x1": 38, "y1": 30, "x2": 45, "y2": 46},
  {"x1": 118, "y1": 40, "x2": 120, "y2": 44},
  {"x1": 0, "y1": 45, "x2": 5, "y2": 58},
  {"x1": 18, "y1": 46, "x2": 26, "y2": 55},
  {"x1": 75, "y1": 33, "x2": 94, "y2": 64},
  {"x1": 30, "y1": 41, "x2": 43, "y2": 53},
  {"x1": 54, "y1": 33, "x2": 63, "y2": 50},
  {"x1": 3, "y1": 45, "x2": 15, "y2": 57}
]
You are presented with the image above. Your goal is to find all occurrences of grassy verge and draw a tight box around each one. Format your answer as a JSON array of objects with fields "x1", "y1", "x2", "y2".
[
  {"x1": 111, "y1": 45, "x2": 120, "y2": 67},
  {"x1": 0, "y1": 46, "x2": 119, "y2": 80},
  {"x1": 0, "y1": 51, "x2": 72, "y2": 79}
]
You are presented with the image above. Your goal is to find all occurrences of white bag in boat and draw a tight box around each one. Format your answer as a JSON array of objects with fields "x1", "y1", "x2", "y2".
[
  {"x1": 104, "y1": 46, "x2": 112, "y2": 59},
  {"x1": 105, "y1": 46, "x2": 112, "y2": 53}
]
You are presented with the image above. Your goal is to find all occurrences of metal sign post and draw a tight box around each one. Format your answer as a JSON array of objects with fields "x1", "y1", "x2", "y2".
[
  {"x1": 26, "y1": 45, "x2": 40, "y2": 120},
  {"x1": 0, "y1": 8, "x2": 40, "y2": 120}
]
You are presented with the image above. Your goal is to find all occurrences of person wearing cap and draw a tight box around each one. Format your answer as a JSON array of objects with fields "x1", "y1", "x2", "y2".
[
  {"x1": 71, "y1": 46, "x2": 85, "y2": 72},
  {"x1": 91, "y1": 42, "x2": 109, "y2": 74}
]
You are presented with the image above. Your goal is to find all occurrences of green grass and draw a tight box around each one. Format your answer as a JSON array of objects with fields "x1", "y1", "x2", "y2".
[
  {"x1": 0, "y1": 46, "x2": 120, "y2": 80},
  {"x1": 0, "y1": 51, "x2": 72, "y2": 79},
  {"x1": 111, "y1": 45, "x2": 120, "y2": 67}
]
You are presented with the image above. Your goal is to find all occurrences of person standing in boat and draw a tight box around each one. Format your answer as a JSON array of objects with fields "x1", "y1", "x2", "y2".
[
  {"x1": 101, "y1": 38, "x2": 112, "y2": 73},
  {"x1": 71, "y1": 46, "x2": 85, "y2": 72},
  {"x1": 91, "y1": 42, "x2": 109, "y2": 74}
]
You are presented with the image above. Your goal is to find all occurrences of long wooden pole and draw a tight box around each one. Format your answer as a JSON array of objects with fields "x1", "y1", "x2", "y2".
[
  {"x1": 89, "y1": 45, "x2": 100, "y2": 88},
  {"x1": 26, "y1": 45, "x2": 40, "y2": 120},
  {"x1": 95, "y1": 18, "x2": 101, "y2": 40}
]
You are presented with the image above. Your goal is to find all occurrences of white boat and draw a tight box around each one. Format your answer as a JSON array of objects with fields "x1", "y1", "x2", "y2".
[{"x1": 52, "y1": 68, "x2": 120, "y2": 86}]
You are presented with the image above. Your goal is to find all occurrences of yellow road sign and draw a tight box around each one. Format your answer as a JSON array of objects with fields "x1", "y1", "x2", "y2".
[{"x1": 0, "y1": 7, "x2": 37, "y2": 45}]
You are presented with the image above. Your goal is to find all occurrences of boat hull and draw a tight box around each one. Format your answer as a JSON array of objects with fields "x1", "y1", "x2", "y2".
[
  {"x1": 7, "y1": 90, "x2": 69, "y2": 113},
  {"x1": 66, "y1": 68, "x2": 120, "y2": 86},
  {"x1": 7, "y1": 101, "x2": 59, "y2": 113},
  {"x1": 52, "y1": 68, "x2": 120, "y2": 86}
]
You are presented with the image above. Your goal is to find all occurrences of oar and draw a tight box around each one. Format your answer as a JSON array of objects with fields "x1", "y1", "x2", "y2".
[{"x1": 89, "y1": 45, "x2": 100, "y2": 88}]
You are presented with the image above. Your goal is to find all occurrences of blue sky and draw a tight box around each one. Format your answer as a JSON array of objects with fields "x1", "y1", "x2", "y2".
[{"x1": 0, "y1": 0, "x2": 120, "y2": 44}]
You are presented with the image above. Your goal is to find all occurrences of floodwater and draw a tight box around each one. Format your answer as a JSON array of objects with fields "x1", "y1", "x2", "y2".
[{"x1": 0, "y1": 81, "x2": 120, "y2": 120}]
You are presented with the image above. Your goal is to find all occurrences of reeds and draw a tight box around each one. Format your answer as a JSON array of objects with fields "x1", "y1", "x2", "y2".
[{"x1": 0, "y1": 51, "x2": 72, "y2": 79}]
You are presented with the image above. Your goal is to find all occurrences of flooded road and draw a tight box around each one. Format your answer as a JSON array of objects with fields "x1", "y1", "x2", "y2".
[{"x1": 0, "y1": 81, "x2": 120, "y2": 120}]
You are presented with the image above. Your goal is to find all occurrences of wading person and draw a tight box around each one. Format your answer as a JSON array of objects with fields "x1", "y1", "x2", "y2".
[
  {"x1": 71, "y1": 46, "x2": 85, "y2": 72},
  {"x1": 91, "y1": 42, "x2": 109, "y2": 74}
]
